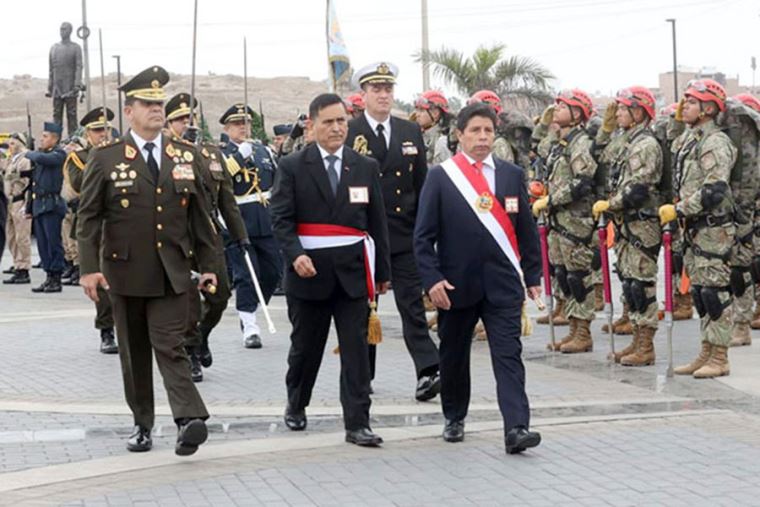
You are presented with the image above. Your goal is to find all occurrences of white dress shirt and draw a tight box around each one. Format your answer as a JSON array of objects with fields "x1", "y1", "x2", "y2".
[
  {"x1": 317, "y1": 143, "x2": 344, "y2": 183},
  {"x1": 364, "y1": 111, "x2": 391, "y2": 149},
  {"x1": 462, "y1": 152, "x2": 496, "y2": 194},
  {"x1": 130, "y1": 130, "x2": 163, "y2": 170}
]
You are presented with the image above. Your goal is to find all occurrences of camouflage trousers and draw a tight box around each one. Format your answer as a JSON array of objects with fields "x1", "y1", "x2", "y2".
[
  {"x1": 731, "y1": 224, "x2": 754, "y2": 327},
  {"x1": 548, "y1": 228, "x2": 595, "y2": 321},
  {"x1": 614, "y1": 218, "x2": 660, "y2": 329},
  {"x1": 684, "y1": 223, "x2": 735, "y2": 347}
]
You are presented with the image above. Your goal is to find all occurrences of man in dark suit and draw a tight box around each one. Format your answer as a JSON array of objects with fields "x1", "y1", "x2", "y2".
[
  {"x1": 345, "y1": 62, "x2": 440, "y2": 401},
  {"x1": 271, "y1": 93, "x2": 391, "y2": 447},
  {"x1": 414, "y1": 103, "x2": 543, "y2": 454},
  {"x1": 77, "y1": 66, "x2": 218, "y2": 456}
]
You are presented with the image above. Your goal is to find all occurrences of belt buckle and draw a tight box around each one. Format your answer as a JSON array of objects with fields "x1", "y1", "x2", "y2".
[
  {"x1": 633, "y1": 240, "x2": 643, "y2": 250},
  {"x1": 706, "y1": 215, "x2": 716, "y2": 227}
]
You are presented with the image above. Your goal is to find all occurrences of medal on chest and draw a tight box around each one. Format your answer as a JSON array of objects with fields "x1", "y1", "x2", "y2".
[{"x1": 475, "y1": 192, "x2": 494, "y2": 213}]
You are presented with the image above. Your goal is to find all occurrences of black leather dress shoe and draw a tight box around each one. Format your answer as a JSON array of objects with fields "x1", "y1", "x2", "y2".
[
  {"x1": 345, "y1": 428, "x2": 383, "y2": 447},
  {"x1": 505, "y1": 426, "x2": 541, "y2": 454},
  {"x1": 415, "y1": 372, "x2": 441, "y2": 401},
  {"x1": 175, "y1": 418, "x2": 208, "y2": 456},
  {"x1": 443, "y1": 419, "x2": 465, "y2": 442},
  {"x1": 284, "y1": 406, "x2": 307, "y2": 431},
  {"x1": 100, "y1": 328, "x2": 118, "y2": 354},
  {"x1": 244, "y1": 334, "x2": 262, "y2": 349},
  {"x1": 126, "y1": 426, "x2": 152, "y2": 452}
]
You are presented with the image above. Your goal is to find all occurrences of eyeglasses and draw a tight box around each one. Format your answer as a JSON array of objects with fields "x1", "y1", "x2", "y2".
[
  {"x1": 686, "y1": 79, "x2": 707, "y2": 92},
  {"x1": 616, "y1": 89, "x2": 634, "y2": 100}
]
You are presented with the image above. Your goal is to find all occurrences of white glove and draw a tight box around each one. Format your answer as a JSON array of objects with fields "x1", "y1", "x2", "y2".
[{"x1": 237, "y1": 142, "x2": 254, "y2": 160}]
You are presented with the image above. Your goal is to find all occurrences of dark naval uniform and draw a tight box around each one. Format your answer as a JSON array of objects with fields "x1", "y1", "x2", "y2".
[
  {"x1": 220, "y1": 104, "x2": 282, "y2": 347},
  {"x1": 64, "y1": 107, "x2": 117, "y2": 353},
  {"x1": 345, "y1": 62, "x2": 439, "y2": 395},
  {"x1": 76, "y1": 66, "x2": 217, "y2": 456},
  {"x1": 25, "y1": 122, "x2": 67, "y2": 292}
]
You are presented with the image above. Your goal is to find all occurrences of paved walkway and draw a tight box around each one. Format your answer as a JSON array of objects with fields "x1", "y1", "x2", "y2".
[{"x1": 2, "y1": 255, "x2": 760, "y2": 506}]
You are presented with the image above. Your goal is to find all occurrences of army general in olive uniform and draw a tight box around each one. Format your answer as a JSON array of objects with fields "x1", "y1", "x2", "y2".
[
  {"x1": 64, "y1": 106, "x2": 118, "y2": 354},
  {"x1": 77, "y1": 66, "x2": 218, "y2": 456},
  {"x1": 165, "y1": 92, "x2": 248, "y2": 382}
]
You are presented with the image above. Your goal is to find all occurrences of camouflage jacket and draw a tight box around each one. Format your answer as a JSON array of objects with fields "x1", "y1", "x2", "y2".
[
  {"x1": 605, "y1": 123, "x2": 663, "y2": 213},
  {"x1": 422, "y1": 122, "x2": 452, "y2": 165}
]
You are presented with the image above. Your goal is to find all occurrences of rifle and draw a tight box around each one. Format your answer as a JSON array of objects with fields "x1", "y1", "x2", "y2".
[
  {"x1": 25, "y1": 102, "x2": 35, "y2": 151},
  {"x1": 597, "y1": 213, "x2": 615, "y2": 360},
  {"x1": 98, "y1": 29, "x2": 110, "y2": 142},
  {"x1": 663, "y1": 221, "x2": 675, "y2": 377},
  {"x1": 188, "y1": 0, "x2": 198, "y2": 131},
  {"x1": 538, "y1": 211, "x2": 555, "y2": 350}
]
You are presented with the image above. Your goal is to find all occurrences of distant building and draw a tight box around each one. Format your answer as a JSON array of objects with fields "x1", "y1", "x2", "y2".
[{"x1": 659, "y1": 66, "x2": 741, "y2": 104}]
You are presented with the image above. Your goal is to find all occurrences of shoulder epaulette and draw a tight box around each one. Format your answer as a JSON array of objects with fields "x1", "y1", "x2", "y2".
[
  {"x1": 94, "y1": 137, "x2": 124, "y2": 152},
  {"x1": 64, "y1": 150, "x2": 85, "y2": 171}
]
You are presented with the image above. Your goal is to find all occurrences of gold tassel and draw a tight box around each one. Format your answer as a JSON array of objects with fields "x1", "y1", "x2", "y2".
[
  {"x1": 520, "y1": 301, "x2": 533, "y2": 337},
  {"x1": 367, "y1": 302, "x2": 383, "y2": 345}
]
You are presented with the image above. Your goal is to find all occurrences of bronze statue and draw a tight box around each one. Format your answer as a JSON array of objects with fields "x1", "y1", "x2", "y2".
[{"x1": 47, "y1": 22, "x2": 84, "y2": 136}]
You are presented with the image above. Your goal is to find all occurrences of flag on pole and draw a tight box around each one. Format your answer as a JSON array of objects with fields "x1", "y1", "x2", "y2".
[{"x1": 326, "y1": 0, "x2": 350, "y2": 90}]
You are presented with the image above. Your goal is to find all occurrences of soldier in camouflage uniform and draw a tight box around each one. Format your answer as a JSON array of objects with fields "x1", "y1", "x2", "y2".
[
  {"x1": 63, "y1": 107, "x2": 118, "y2": 354},
  {"x1": 660, "y1": 79, "x2": 737, "y2": 378},
  {"x1": 532, "y1": 105, "x2": 569, "y2": 327},
  {"x1": 414, "y1": 90, "x2": 453, "y2": 165},
  {"x1": 593, "y1": 87, "x2": 663, "y2": 366},
  {"x1": 467, "y1": 90, "x2": 521, "y2": 166},
  {"x1": 532, "y1": 89, "x2": 598, "y2": 353},
  {"x1": 653, "y1": 103, "x2": 695, "y2": 323},
  {"x1": 723, "y1": 94, "x2": 760, "y2": 347}
]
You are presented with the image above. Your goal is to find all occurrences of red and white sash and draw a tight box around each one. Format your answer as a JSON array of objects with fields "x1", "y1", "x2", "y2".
[
  {"x1": 296, "y1": 223, "x2": 376, "y2": 300},
  {"x1": 440, "y1": 153, "x2": 524, "y2": 286}
]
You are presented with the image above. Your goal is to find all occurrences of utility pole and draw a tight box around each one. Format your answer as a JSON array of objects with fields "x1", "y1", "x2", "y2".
[
  {"x1": 752, "y1": 56, "x2": 757, "y2": 95},
  {"x1": 666, "y1": 18, "x2": 678, "y2": 104},
  {"x1": 78, "y1": 0, "x2": 92, "y2": 111},
  {"x1": 421, "y1": 0, "x2": 430, "y2": 90},
  {"x1": 112, "y1": 55, "x2": 123, "y2": 133}
]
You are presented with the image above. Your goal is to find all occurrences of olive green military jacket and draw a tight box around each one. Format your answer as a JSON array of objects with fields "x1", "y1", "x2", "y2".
[{"x1": 76, "y1": 132, "x2": 218, "y2": 297}]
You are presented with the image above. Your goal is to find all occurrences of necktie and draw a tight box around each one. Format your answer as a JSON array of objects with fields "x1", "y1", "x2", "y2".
[
  {"x1": 326, "y1": 154, "x2": 339, "y2": 196},
  {"x1": 374, "y1": 124, "x2": 388, "y2": 162},
  {"x1": 473, "y1": 160, "x2": 491, "y2": 193},
  {"x1": 143, "y1": 142, "x2": 160, "y2": 182}
]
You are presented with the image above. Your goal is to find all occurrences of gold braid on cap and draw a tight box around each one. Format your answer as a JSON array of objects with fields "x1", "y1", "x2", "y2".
[{"x1": 126, "y1": 88, "x2": 167, "y2": 101}]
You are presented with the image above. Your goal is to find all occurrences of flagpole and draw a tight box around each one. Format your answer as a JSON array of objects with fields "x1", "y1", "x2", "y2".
[{"x1": 326, "y1": 0, "x2": 334, "y2": 92}]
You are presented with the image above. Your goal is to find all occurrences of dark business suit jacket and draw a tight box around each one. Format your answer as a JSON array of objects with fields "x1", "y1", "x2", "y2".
[
  {"x1": 346, "y1": 114, "x2": 427, "y2": 254},
  {"x1": 414, "y1": 156, "x2": 541, "y2": 309},
  {"x1": 270, "y1": 143, "x2": 391, "y2": 301}
]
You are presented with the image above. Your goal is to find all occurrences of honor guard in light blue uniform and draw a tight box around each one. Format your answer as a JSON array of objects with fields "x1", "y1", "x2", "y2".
[{"x1": 220, "y1": 104, "x2": 282, "y2": 348}]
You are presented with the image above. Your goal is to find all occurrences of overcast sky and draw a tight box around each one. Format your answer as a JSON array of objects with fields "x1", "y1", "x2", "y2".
[{"x1": 2, "y1": 0, "x2": 758, "y2": 102}]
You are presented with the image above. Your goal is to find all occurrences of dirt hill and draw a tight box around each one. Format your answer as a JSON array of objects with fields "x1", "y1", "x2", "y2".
[{"x1": 0, "y1": 73, "x2": 328, "y2": 140}]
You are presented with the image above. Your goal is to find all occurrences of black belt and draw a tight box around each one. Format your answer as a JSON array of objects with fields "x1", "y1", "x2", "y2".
[
  {"x1": 615, "y1": 221, "x2": 660, "y2": 261},
  {"x1": 549, "y1": 218, "x2": 593, "y2": 245},
  {"x1": 623, "y1": 209, "x2": 658, "y2": 222},
  {"x1": 688, "y1": 243, "x2": 731, "y2": 262},
  {"x1": 11, "y1": 194, "x2": 25, "y2": 203},
  {"x1": 686, "y1": 214, "x2": 733, "y2": 230}
]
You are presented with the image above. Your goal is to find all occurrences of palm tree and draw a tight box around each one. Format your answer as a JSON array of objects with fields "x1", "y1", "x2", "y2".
[{"x1": 415, "y1": 43, "x2": 554, "y2": 108}]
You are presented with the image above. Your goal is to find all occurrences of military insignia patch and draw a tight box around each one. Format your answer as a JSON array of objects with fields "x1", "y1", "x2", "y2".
[
  {"x1": 110, "y1": 171, "x2": 118, "y2": 180},
  {"x1": 125, "y1": 145, "x2": 137, "y2": 160},
  {"x1": 129, "y1": 170, "x2": 137, "y2": 179},
  {"x1": 353, "y1": 135, "x2": 369, "y2": 155},
  {"x1": 183, "y1": 151, "x2": 194, "y2": 162},
  {"x1": 504, "y1": 197, "x2": 519, "y2": 213},
  {"x1": 115, "y1": 162, "x2": 130, "y2": 171},
  {"x1": 120, "y1": 199, "x2": 130, "y2": 208},
  {"x1": 166, "y1": 144, "x2": 176, "y2": 158},
  {"x1": 209, "y1": 161, "x2": 223, "y2": 172},
  {"x1": 201, "y1": 148, "x2": 210, "y2": 158}
]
